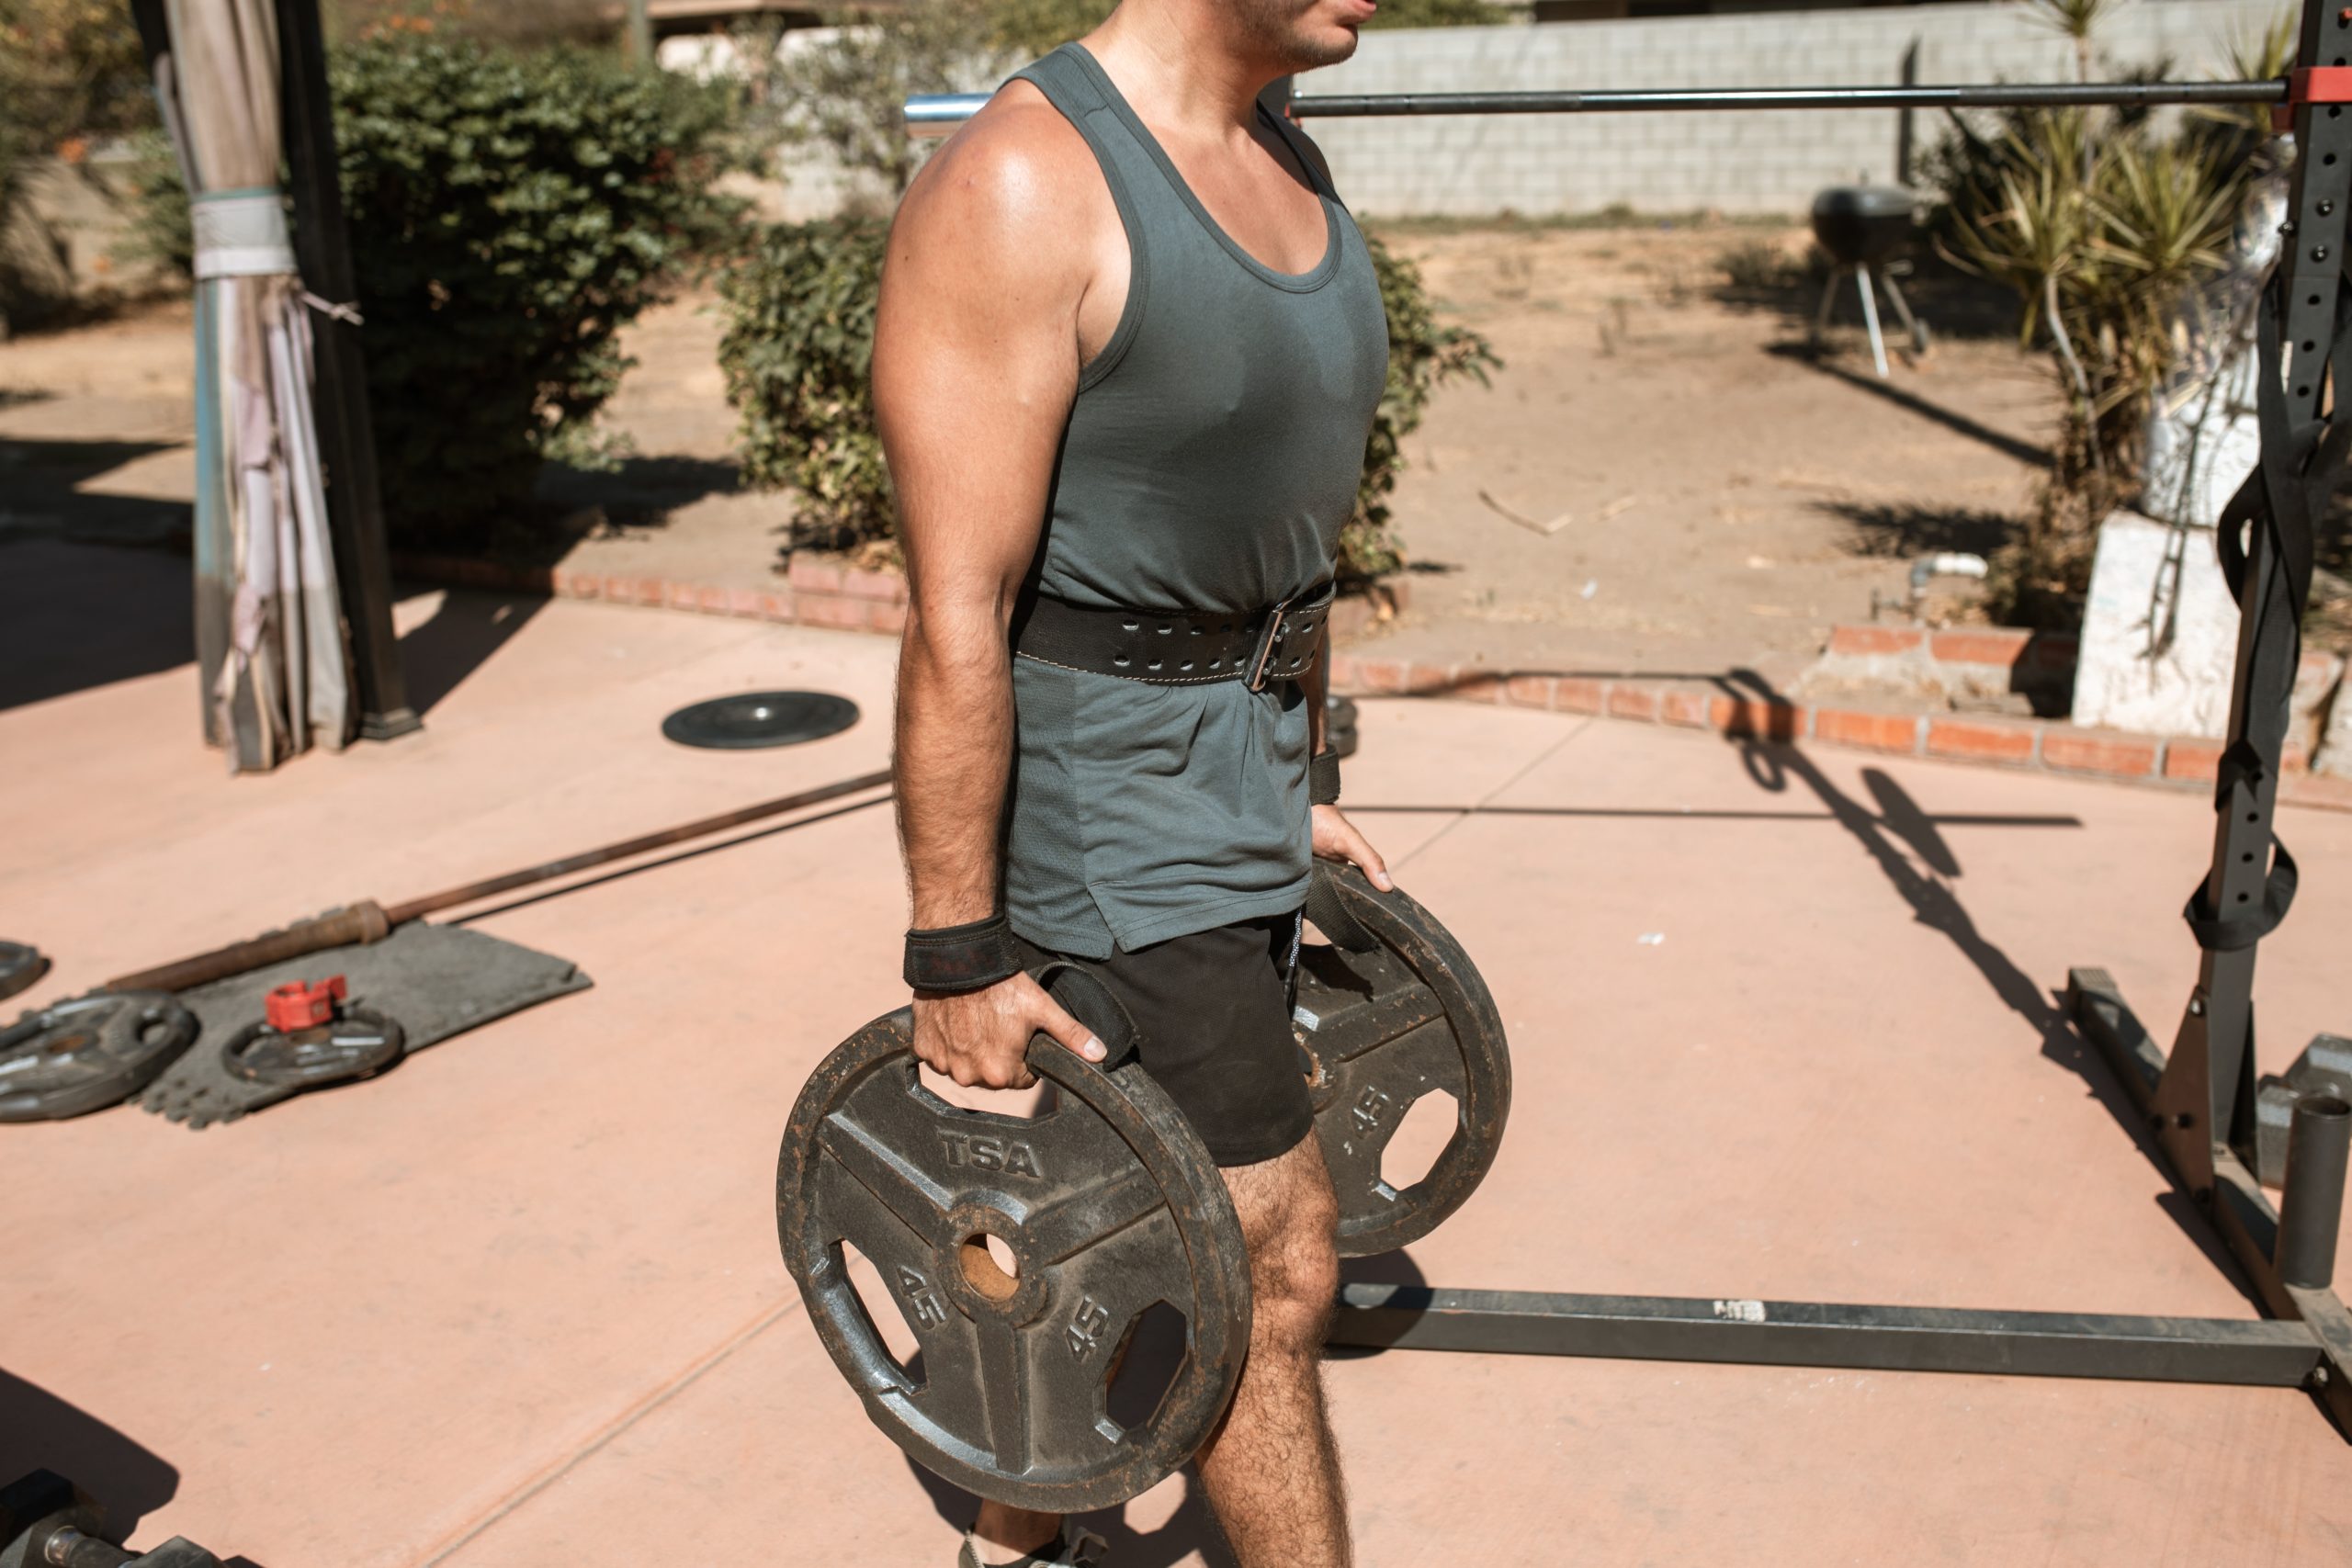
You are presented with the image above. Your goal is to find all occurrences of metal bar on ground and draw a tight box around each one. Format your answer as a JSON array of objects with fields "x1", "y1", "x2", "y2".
[
  {"x1": 104, "y1": 767, "x2": 896, "y2": 993},
  {"x1": 905, "y1": 78, "x2": 2282, "y2": 134},
  {"x1": 1328, "y1": 1284, "x2": 2324, "y2": 1387}
]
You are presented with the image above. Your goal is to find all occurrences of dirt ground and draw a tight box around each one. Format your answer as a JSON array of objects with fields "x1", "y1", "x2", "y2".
[
  {"x1": 0, "y1": 220, "x2": 2058, "y2": 684},
  {"x1": 1377, "y1": 220, "x2": 2051, "y2": 682}
]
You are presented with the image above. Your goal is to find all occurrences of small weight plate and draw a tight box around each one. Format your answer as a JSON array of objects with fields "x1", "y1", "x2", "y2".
[
  {"x1": 0, "y1": 942, "x2": 48, "y2": 1003},
  {"x1": 222, "y1": 1007, "x2": 405, "y2": 1089},
  {"x1": 662, "y1": 692, "x2": 860, "y2": 750},
  {"x1": 0, "y1": 992, "x2": 200, "y2": 1122},
  {"x1": 778, "y1": 1012, "x2": 1250, "y2": 1514},
  {"x1": 1295, "y1": 866, "x2": 1512, "y2": 1258}
]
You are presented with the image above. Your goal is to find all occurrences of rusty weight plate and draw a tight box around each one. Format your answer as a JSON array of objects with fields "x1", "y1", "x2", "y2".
[
  {"x1": 0, "y1": 942, "x2": 48, "y2": 1004},
  {"x1": 777, "y1": 1006, "x2": 1250, "y2": 1514},
  {"x1": 0, "y1": 992, "x2": 200, "y2": 1122},
  {"x1": 1295, "y1": 865, "x2": 1512, "y2": 1258}
]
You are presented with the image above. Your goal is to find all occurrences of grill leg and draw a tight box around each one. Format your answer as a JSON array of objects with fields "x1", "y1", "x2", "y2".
[
  {"x1": 1878, "y1": 268, "x2": 1931, "y2": 355},
  {"x1": 1855, "y1": 265, "x2": 1891, "y2": 378},
  {"x1": 1811, "y1": 269, "x2": 1840, "y2": 348}
]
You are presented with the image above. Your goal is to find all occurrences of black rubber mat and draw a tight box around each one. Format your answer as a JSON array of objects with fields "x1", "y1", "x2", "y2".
[{"x1": 138, "y1": 919, "x2": 591, "y2": 1128}]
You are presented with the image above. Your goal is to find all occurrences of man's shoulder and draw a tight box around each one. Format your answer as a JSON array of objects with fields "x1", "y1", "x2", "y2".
[{"x1": 896, "y1": 82, "x2": 1110, "y2": 250}]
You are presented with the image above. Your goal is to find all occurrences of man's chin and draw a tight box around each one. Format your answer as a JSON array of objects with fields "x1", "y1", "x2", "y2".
[{"x1": 1288, "y1": 26, "x2": 1362, "y2": 70}]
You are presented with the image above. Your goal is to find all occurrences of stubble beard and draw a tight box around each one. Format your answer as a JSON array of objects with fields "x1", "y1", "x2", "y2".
[{"x1": 1230, "y1": 0, "x2": 1361, "y2": 72}]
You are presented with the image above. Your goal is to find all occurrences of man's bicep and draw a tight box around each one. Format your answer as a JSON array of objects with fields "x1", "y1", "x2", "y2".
[{"x1": 875, "y1": 134, "x2": 1086, "y2": 611}]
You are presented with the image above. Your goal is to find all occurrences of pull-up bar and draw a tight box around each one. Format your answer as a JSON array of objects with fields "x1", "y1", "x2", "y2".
[{"x1": 906, "y1": 74, "x2": 2295, "y2": 135}]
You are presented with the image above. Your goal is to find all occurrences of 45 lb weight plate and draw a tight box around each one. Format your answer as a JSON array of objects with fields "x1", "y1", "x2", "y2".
[
  {"x1": 1296, "y1": 865, "x2": 1512, "y2": 1258},
  {"x1": 0, "y1": 992, "x2": 200, "y2": 1122},
  {"x1": 777, "y1": 987, "x2": 1251, "y2": 1514}
]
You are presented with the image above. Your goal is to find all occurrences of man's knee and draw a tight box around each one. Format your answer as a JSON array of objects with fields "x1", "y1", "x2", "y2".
[{"x1": 1243, "y1": 1179, "x2": 1340, "y2": 1351}]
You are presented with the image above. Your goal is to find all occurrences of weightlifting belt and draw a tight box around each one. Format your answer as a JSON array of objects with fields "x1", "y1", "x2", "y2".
[{"x1": 1013, "y1": 583, "x2": 1334, "y2": 689}]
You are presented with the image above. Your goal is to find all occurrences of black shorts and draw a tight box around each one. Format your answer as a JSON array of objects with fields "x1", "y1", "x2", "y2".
[{"x1": 1013, "y1": 913, "x2": 1314, "y2": 1168}]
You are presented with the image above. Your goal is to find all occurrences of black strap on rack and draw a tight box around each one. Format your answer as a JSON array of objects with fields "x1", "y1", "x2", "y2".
[{"x1": 2186, "y1": 262, "x2": 2348, "y2": 952}]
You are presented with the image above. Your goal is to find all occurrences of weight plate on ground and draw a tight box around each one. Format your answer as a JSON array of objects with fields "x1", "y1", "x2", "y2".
[
  {"x1": 1324, "y1": 694, "x2": 1359, "y2": 760},
  {"x1": 778, "y1": 1012, "x2": 1250, "y2": 1514},
  {"x1": 662, "y1": 691, "x2": 859, "y2": 750},
  {"x1": 0, "y1": 942, "x2": 48, "y2": 1003},
  {"x1": 221, "y1": 1007, "x2": 405, "y2": 1089},
  {"x1": 1295, "y1": 866, "x2": 1512, "y2": 1258},
  {"x1": 0, "y1": 992, "x2": 200, "y2": 1122}
]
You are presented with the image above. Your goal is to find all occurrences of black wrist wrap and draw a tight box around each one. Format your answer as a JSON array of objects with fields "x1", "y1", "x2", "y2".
[
  {"x1": 904, "y1": 913, "x2": 1023, "y2": 993},
  {"x1": 1308, "y1": 750, "x2": 1342, "y2": 807}
]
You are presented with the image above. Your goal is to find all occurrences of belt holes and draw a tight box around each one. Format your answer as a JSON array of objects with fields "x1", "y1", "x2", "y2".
[
  {"x1": 1208, "y1": 658, "x2": 1222, "y2": 670},
  {"x1": 1113, "y1": 654, "x2": 1130, "y2": 668},
  {"x1": 1189, "y1": 626, "x2": 1202, "y2": 636},
  {"x1": 1147, "y1": 660, "x2": 1162, "y2": 671},
  {"x1": 1121, "y1": 620, "x2": 1138, "y2": 632},
  {"x1": 1179, "y1": 660, "x2": 1193, "y2": 671},
  {"x1": 1157, "y1": 624, "x2": 1171, "y2": 635}
]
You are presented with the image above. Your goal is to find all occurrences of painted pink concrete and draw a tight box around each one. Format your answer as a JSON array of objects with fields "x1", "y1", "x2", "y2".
[{"x1": 4, "y1": 571, "x2": 2349, "y2": 1566}]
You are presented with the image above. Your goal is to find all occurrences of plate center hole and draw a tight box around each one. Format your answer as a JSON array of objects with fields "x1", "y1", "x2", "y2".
[{"x1": 959, "y1": 1234, "x2": 1021, "y2": 1301}]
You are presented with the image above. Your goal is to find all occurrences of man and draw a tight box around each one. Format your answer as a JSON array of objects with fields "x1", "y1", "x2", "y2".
[{"x1": 875, "y1": 0, "x2": 1391, "y2": 1562}]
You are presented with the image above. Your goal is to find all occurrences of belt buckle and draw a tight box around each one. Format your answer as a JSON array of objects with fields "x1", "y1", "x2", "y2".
[{"x1": 1245, "y1": 594, "x2": 1296, "y2": 693}]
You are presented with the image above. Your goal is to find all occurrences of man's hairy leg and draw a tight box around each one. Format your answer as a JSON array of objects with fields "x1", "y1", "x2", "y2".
[{"x1": 1197, "y1": 1135, "x2": 1351, "y2": 1568}]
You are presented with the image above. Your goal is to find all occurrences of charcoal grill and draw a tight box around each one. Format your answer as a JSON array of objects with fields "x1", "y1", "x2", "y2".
[{"x1": 1808, "y1": 186, "x2": 1931, "y2": 378}]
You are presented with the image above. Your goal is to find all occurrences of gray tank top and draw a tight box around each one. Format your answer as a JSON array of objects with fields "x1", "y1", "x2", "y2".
[{"x1": 997, "y1": 44, "x2": 1389, "y2": 959}]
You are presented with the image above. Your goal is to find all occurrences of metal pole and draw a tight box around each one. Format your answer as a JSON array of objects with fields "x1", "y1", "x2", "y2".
[
  {"x1": 275, "y1": 0, "x2": 421, "y2": 742},
  {"x1": 1327, "y1": 1285, "x2": 2324, "y2": 1386},
  {"x1": 904, "y1": 78, "x2": 2284, "y2": 134},
  {"x1": 625, "y1": 0, "x2": 654, "y2": 66},
  {"x1": 2278, "y1": 1097, "x2": 2352, "y2": 1289}
]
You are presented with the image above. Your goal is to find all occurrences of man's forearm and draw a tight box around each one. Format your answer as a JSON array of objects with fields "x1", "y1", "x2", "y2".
[{"x1": 895, "y1": 601, "x2": 1016, "y2": 929}]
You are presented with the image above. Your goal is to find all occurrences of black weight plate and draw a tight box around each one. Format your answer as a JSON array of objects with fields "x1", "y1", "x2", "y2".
[
  {"x1": 778, "y1": 1013, "x2": 1251, "y2": 1514},
  {"x1": 662, "y1": 691, "x2": 859, "y2": 750},
  {"x1": 1324, "y1": 694, "x2": 1359, "y2": 760},
  {"x1": 0, "y1": 942, "x2": 48, "y2": 1003},
  {"x1": 0, "y1": 992, "x2": 200, "y2": 1122},
  {"x1": 1295, "y1": 866, "x2": 1511, "y2": 1258},
  {"x1": 221, "y1": 1007, "x2": 405, "y2": 1089}
]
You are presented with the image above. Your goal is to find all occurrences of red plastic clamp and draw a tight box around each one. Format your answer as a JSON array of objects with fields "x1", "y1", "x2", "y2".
[{"x1": 265, "y1": 975, "x2": 348, "y2": 1032}]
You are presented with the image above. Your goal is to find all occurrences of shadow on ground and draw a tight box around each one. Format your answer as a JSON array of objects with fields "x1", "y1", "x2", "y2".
[
  {"x1": 0, "y1": 436, "x2": 192, "y2": 547},
  {"x1": 530, "y1": 455, "x2": 747, "y2": 537},
  {"x1": 1824, "y1": 498, "x2": 2019, "y2": 559},
  {"x1": 1703, "y1": 667, "x2": 2259, "y2": 1302},
  {"x1": 0, "y1": 1369, "x2": 179, "y2": 1538},
  {"x1": 394, "y1": 585, "x2": 547, "y2": 716},
  {"x1": 0, "y1": 538, "x2": 194, "y2": 712},
  {"x1": 1714, "y1": 250, "x2": 2020, "y2": 344},
  {"x1": 1766, "y1": 344, "x2": 2051, "y2": 472}
]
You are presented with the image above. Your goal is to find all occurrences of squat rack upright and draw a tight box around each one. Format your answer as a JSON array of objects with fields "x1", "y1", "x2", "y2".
[{"x1": 905, "y1": 6, "x2": 2352, "y2": 1438}]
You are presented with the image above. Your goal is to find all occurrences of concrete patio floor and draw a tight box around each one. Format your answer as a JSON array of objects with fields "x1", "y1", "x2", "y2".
[{"x1": 5, "y1": 540, "x2": 2351, "y2": 1567}]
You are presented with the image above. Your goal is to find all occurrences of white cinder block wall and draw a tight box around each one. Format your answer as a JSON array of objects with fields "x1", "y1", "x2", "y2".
[
  {"x1": 1303, "y1": 0, "x2": 2284, "y2": 216},
  {"x1": 736, "y1": 0, "x2": 2287, "y2": 220}
]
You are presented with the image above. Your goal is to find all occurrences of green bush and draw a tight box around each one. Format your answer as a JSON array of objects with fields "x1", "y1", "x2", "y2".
[
  {"x1": 329, "y1": 39, "x2": 735, "y2": 546},
  {"x1": 718, "y1": 220, "x2": 1496, "y2": 579},
  {"x1": 718, "y1": 216, "x2": 891, "y2": 551}
]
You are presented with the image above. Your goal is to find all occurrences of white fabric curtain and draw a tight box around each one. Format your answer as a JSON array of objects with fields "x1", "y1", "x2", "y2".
[{"x1": 164, "y1": 0, "x2": 351, "y2": 772}]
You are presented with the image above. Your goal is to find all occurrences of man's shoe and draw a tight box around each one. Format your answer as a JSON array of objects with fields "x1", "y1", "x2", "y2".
[{"x1": 956, "y1": 1521, "x2": 1108, "y2": 1568}]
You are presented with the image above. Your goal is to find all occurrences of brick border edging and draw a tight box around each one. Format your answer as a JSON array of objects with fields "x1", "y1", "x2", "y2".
[
  {"x1": 392, "y1": 551, "x2": 913, "y2": 636},
  {"x1": 1325, "y1": 654, "x2": 2352, "y2": 814},
  {"x1": 390, "y1": 554, "x2": 2351, "y2": 812}
]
